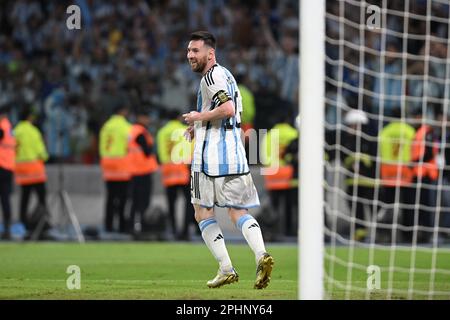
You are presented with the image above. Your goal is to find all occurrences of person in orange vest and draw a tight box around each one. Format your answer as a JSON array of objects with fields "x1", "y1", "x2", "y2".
[
  {"x1": 379, "y1": 109, "x2": 416, "y2": 243},
  {"x1": 157, "y1": 110, "x2": 194, "y2": 240},
  {"x1": 127, "y1": 108, "x2": 158, "y2": 234},
  {"x1": 409, "y1": 112, "x2": 439, "y2": 243},
  {"x1": 14, "y1": 107, "x2": 49, "y2": 234},
  {"x1": 99, "y1": 105, "x2": 132, "y2": 233},
  {"x1": 436, "y1": 111, "x2": 450, "y2": 241},
  {"x1": 261, "y1": 112, "x2": 298, "y2": 237},
  {"x1": 0, "y1": 105, "x2": 16, "y2": 240}
]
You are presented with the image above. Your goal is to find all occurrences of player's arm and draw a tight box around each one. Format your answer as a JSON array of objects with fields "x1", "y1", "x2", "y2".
[
  {"x1": 183, "y1": 101, "x2": 234, "y2": 124},
  {"x1": 205, "y1": 99, "x2": 235, "y2": 121},
  {"x1": 183, "y1": 98, "x2": 235, "y2": 124}
]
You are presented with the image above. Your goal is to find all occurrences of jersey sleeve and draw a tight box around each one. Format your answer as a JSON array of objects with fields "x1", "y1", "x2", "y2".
[{"x1": 204, "y1": 68, "x2": 232, "y2": 109}]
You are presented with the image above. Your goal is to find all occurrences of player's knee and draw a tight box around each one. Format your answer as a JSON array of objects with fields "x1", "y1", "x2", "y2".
[
  {"x1": 194, "y1": 210, "x2": 202, "y2": 223},
  {"x1": 228, "y1": 208, "x2": 248, "y2": 224},
  {"x1": 194, "y1": 206, "x2": 214, "y2": 223}
]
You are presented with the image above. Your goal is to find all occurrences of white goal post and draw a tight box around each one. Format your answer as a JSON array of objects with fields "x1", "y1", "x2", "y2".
[{"x1": 299, "y1": 0, "x2": 325, "y2": 300}]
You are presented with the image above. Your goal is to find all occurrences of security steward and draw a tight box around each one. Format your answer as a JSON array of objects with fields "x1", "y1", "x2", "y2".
[
  {"x1": 99, "y1": 105, "x2": 132, "y2": 233},
  {"x1": 410, "y1": 114, "x2": 439, "y2": 243},
  {"x1": 14, "y1": 107, "x2": 49, "y2": 234},
  {"x1": 261, "y1": 112, "x2": 298, "y2": 237},
  {"x1": 0, "y1": 105, "x2": 15, "y2": 240},
  {"x1": 379, "y1": 111, "x2": 416, "y2": 242},
  {"x1": 157, "y1": 110, "x2": 194, "y2": 240},
  {"x1": 128, "y1": 109, "x2": 158, "y2": 234}
]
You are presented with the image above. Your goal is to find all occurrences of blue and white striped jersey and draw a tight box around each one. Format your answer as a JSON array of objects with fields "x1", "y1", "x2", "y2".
[{"x1": 191, "y1": 64, "x2": 249, "y2": 177}]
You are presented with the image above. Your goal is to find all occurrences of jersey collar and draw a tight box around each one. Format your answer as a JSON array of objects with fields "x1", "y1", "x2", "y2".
[{"x1": 203, "y1": 63, "x2": 218, "y2": 76}]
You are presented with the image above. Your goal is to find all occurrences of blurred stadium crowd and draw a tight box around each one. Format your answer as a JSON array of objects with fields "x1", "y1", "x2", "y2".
[
  {"x1": 325, "y1": 0, "x2": 450, "y2": 122},
  {"x1": 0, "y1": 0, "x2": 299, "y2": 163}
]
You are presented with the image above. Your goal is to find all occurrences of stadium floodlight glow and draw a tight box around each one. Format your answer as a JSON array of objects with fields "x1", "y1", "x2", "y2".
[{"x1": 299, "y1": 0, "x2": 325, "y2": 300}]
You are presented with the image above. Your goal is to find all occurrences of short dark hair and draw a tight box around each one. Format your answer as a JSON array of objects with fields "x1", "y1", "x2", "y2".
[
  {"x1": 190, "y1": 31, "x2": 216, "y2": 49},
  {"x1": 167, "y1": 109, "x2": 180, "y2": 120},
  {"x1": 113, "y1": 105, "x2": 129, "y2": 114},
  {"x1": 135, "y1": 106, "x2": 150, "y2": 117},
  {"x1": 20, "y1": 105, "x2": 34, "y2": 121},
  {"x1": 111, "y1": 93, "x2": 130, "y2": 114}
]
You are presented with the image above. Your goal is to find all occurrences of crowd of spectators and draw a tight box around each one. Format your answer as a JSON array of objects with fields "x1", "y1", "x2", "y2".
[
  {"x1": 325, "y1": 0, "x2": 450, "y2": 126},
  {"x1": 0, "y1": 0, "x2": 299, "y2": 164},
  {"x1": 2, "y1": 0, "x2": 449, "y2": 159}
]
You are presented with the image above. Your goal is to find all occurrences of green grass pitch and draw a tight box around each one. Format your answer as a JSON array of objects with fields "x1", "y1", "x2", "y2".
[
  {"x1": 0, "y1": 242, "x2": 297, "y2": 300},
  {"x1": 325, "y1": 247, "x2": 450, "y2": 299},
  {"x1": 0, "y1": 242, "x2": 449, "y2": 299}
]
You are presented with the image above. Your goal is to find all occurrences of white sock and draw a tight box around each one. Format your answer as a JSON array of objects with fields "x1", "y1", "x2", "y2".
[
  {"x1": 236, "y1": 214, "x2": 267, "y2": 264},
  {"x1": 198, "y1": 218, "x2": 233, "y2": 273}
]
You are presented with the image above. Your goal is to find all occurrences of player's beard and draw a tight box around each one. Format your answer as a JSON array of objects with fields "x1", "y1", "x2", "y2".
[{"x1": 189, "y1": 56, "x2": 207, "y2": 73}]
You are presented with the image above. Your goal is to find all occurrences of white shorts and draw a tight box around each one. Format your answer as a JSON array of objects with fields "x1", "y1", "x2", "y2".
[{"x1": 191, "y1": 171, "x2": 260, "y2": 209}]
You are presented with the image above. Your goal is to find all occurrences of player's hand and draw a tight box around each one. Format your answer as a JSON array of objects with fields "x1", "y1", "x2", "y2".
[
  {"x1": 184, "y1": 125, "x2": 194, "y2": 142},
  {"x1": 182, "y1": 111, "x2": 202, "y2": 124}
]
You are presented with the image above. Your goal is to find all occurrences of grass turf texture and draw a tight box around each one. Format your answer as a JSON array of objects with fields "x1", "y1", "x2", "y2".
[
  {"x1": 1, "y1": 243, "x2": 449, "y2": 299},
  {"x1": 0, "y1": 242, "x2": 297, "y2": 300},
  {"x1": 325, "y1": 247, "x2": 450, "y2": 299}
]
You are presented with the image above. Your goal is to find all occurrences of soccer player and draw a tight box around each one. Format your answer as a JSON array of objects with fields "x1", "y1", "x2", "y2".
[{"x1": 183, "y1": 31, "x2": 274, "y2": 289}]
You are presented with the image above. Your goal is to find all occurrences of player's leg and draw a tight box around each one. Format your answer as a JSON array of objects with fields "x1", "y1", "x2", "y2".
[
  {"x1": 220, "y1": 174, "x2": 273, "y2": 289},
  {"x1": 229, "y1": 209, "x2": 267, "y2": 263},
  {"x1": 229, "y1": 208, "x2": 274, "y2": 289},
  {"x1": 192, "y1": 171, "x2": 237, "y2": 288},
  {"x1": 195, "y1": 204, "x2": 238, "y2": 288}
]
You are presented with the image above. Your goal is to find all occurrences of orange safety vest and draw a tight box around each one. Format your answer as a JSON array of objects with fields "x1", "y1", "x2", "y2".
[
  {"x1": 15, "y1": 160, "x2": 47, "y2": 185},
  {"x1": 101, "y1": 157, "x2": 131, "y2": 181},
  {"x1": 128, "y1": 125, "x2": 158, "y2": 176},
  {"x1": 264, "y1": 165, "x2": 294, "y2": 191},
  {"x1": 0, "y1": 118, "x2": 16, "y2": 171},
  {"x1": 161, "y1": 163, "x2": 190, "y2": 187},
  {"x1": 380, "y1": 164, "x2": 413, "y2": 187},
  {"x1": 411, "y1": 125, "x2": 439, "y2": 181}
]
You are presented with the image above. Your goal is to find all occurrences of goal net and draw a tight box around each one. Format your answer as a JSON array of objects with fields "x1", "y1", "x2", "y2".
[{"x1": 322, "y1": 0, "x2": 450, "y2": 299}]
